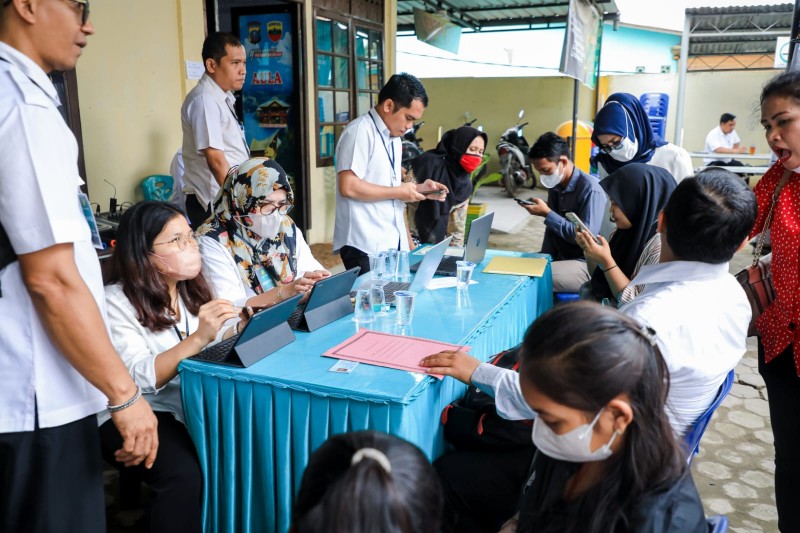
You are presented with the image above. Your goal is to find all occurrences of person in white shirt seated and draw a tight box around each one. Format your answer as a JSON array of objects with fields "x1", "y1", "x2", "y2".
[
  {"x1": 101, "y1": 201, "x2": 245, "y2": 533},
  {"x1": 704, "y1": 112, "x2": 749, "y2": 167},
  {"x1": 197, "y1": 157, "x2": 329, "y2": 308},
  {"x1": 420, "y1": 168, "x2": 756, "y2": 530}
]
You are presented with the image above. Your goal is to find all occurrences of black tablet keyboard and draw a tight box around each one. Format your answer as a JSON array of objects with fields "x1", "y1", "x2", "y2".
[
  {"x1": 287, "y1": 306, "x2": 304, "y2": 329},
  {"x1": 192, "y1": 334, "x2": 238, "y2": 363}
]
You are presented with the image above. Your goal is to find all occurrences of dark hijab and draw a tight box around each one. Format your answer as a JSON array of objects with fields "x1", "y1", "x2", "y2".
[
  {"x1": 412, "y1": 126, "x2": 488, "y2": 243},
  {"x1": 589, "y1": 163, "x2": 676, "y2": 301},
  {"x1": 591, "y1": 93, "x2": 668, "y2": 175}
]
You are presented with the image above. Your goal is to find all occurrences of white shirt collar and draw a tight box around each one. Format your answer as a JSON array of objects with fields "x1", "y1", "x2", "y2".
[
  {"x1": 629, "y1": 260, "x2": 730, "y2": 287},
  {"x1": 0, "y1": 40, "x2": 59, "y2": 105},
  {"x1": 368, "y1": 107, "x2": 393, "y2": 139},
  {"x1": 199, "y1": 72, "x2": 235, "y2": 107}
]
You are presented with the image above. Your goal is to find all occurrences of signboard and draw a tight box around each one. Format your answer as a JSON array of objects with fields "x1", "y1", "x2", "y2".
[
  {"x1": 775, "y1": 36, "x2": 791, "y2": 69},
  {"x1": 560, "y1": 0, "x2": 602, "y2": 89},
  {"x1": 235, "y1": 8, "x2": 307, "y2": 229}
]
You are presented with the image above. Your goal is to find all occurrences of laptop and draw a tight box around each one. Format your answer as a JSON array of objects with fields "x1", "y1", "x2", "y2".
[
  {"x1": 287, "y1": 267, "x2": 361, "y2": 332},
  {"x1": 190, "y1": 293, "x2": 302, "y2": 367},
  {"x1": 369, "y1": 236, "x2": 452, "y2": 304},
  {"x1": 411, "y1": 211, "x2": 494, "y2": 276}
]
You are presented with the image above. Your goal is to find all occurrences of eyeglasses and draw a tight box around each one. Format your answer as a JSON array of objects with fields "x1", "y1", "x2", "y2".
[
  {"x1": 255, "y1": 200, "x2": 293, "y2": 216},
  {"x1": 3, "y1": 0, "x2": 91, "y2": 26},
  {"x1": 598, "y1": 138, "x2": 623, "y2": 154},
  {"x1": 153, "y1": 232, "x2": 199, "y2": 251}
]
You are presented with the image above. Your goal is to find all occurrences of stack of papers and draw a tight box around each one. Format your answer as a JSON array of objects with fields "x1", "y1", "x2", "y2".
[{"x1": 482, "y1": 256, "x2": 548, "y2": 277}]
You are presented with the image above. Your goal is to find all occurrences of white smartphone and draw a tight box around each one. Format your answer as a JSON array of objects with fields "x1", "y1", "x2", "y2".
[{"x1": 565, "y1": 212, "x2": 600, "y2": 244}]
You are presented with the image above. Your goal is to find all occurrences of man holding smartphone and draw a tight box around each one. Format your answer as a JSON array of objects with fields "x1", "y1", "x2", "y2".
[{"x1": 520, "y1": 132, "x2": 606, "y2": 292}]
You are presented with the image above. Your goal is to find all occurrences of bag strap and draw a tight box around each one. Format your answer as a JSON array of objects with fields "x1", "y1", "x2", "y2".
[
  {"x1": 753, "y1": 169, "x2": 792, "y2": 267},
  {"x1": 0, "y1": 220, "x2": 17, "y2": 298}
]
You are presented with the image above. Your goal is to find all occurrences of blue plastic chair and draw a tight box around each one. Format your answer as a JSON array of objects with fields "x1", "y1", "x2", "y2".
[
  {"x1": 553, "y1": 292, "x2": 580, "y2": 304},
  {"x1": 639, "y1": 93, "x2": 669, "y2": 140},
  {"x1": 684, "y1": 369, "x2": 735, "y2": 464},
  {"x1": 141, "y1": 174, "x2": 174, "y2": 202},
  {"x1": 706, "y1": 514, "x2": 729, "y2": 533}
]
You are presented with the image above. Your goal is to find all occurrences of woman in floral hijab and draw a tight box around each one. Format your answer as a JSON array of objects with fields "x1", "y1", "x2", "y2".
[{"x1": 197, "y1": 158, "x2": 328, "y2": 308}]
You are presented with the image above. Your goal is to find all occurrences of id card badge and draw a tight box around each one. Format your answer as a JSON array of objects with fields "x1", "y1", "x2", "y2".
[
  {"x1": 78, "y1": 192, "x2": 104, "y2": 249},
  {"x1": 254, "y1": 264, "x2": 274, "y2": 292}
]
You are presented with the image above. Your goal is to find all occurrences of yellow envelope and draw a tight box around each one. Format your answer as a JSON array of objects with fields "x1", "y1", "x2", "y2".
[{"x1": 482, "y1": 256, "x2": 548, "y2": 277}]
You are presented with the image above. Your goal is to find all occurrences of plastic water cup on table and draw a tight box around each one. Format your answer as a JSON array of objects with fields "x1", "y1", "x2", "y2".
[
  {"x1": 353, "y1": 288, "x2": 374, "y2": 323},
  {"x1": 455, "y1": 260, "x2": 475, "y2": 290},
  {"x1": 394, "y1": 291, "x2": 416, "y2": 326},
  {"x1": 384, "y1": 249, "x2": 399, "y2": 281},
  {"x1": 369, "y1": 285, "x2": 388, "y2": 317},
  {"x1": 396, "y1": 250, "x2": 412, "y2": 282},
  {"x1": 369, "y1": 252, "x2": 386, "y2": 280}
]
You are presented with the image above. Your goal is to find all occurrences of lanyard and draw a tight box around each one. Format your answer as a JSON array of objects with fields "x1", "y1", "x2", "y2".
[
  {"x1": 368, "y1": 112, "x2": 396, "y2": 181},
  {"x1": 172, "y1": 299, "x2": 191, "y2": 341}
]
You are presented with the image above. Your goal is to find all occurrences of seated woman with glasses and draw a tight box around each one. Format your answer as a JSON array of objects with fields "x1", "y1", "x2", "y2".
[
  {"x1": 591, "y1": 93, "x2": 692, "y2": 184},
  {"x1": 197, "y1": 157, "x2": 329, "y2": 309},
  {"x1": 101, "y1": 201, "x2": 243, "y2": 533}
]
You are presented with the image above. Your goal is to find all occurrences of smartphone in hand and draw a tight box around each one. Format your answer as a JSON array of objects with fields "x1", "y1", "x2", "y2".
[
  {"x1": 565, "y1": 212, "x2": 601, "y2": 244},
  {"x1": 514, "y1": 198, "x2": 534, "y2": 206}
]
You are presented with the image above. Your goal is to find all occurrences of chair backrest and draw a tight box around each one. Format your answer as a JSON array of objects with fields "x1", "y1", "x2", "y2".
[
  {"x1": 639, "y1": 92, "x2": 669, "y2": 117},
  {"x1": 684, "y1": 369, "x2": 735, "y2": 463},
  {"x1": 141, "y1": 175, "x2": 174, "y2": 202},
  {"x1": 706, "y1": 514, "x2": 729, "y2": 533}
]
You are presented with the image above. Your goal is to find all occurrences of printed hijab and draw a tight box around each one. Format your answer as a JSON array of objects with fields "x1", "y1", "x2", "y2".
[
  {"x1": 591, "y1": 93, "x2": 668, "y2": 174},
  {"x1": 589, "y1": 163, "x2": 676, "y2": 301},
  {"x1": 198, "y1": 158, "x2": 298, "y2": 293}
]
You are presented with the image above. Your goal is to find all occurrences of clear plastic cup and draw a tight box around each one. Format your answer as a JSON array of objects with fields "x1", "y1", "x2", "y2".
[
  {"x1": 370, "y1": 285, "x2": 388, "y2": 317},
  {"x1": 396, "y1": 250, "x2": 412, "y2": 282},
  {"x1": 384, "y1": 249, "x2": 398, "y2": 281},
  {"x1": 353, "y1": 288, "x2": 374, "y2": 323},
  {"x1": 369, "y1": 252, "x2": 386, "y2": 280},
  {"x1": 455, "y1": 260, "x2": 475, "y2": 290},
  {"x1": 394, "y1": 291, "x2": 416, "y2": 326}
]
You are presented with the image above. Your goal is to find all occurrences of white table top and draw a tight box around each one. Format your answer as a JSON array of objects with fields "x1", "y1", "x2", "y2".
[
  {"x1": 689, "y1": 152, "x2": 773, "y2": 161},
  {"x1": 693, "y1": 165, "x2": 770, "y2": 175}
]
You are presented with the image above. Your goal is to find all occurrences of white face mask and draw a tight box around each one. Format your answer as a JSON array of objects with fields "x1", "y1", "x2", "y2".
[
  {"x1": 539, "y1": 162, "x2": 565, "y2": 189},
  {"x1": 249, "y1": 211, "x2": 284, "y2": 239},
  {"x1": 609, "y1": 137, "x2": 638, "y2": 162},
  {"x1": 149, "y1": 247, "x2": 202, "y2": 281},
  {"x1": 531, "y1": 409, "x2": 619, "y2": 463}
]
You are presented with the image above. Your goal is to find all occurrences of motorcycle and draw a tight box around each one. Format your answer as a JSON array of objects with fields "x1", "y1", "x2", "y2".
[
  {"x1": 401, "y1": 121, "x2": 425, "y2": 173},
  {"x1": 496, "y1": 109, "x2": 536, "y2": 197}
]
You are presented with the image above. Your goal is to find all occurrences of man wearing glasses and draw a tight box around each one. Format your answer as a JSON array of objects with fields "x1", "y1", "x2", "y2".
[{"x1": 0, "y1": 1, "x2": 159, "y2": 531}]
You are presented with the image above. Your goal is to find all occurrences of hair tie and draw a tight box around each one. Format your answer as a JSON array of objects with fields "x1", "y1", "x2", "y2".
[
  {"x1": 351, "y1": 447, "x2": 392, "y2": 473},
  {"x1": 639, "y1": 325, "x2": 657, "y2": 347}
]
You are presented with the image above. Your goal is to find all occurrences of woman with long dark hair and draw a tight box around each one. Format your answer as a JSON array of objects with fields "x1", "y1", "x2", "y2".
[
  {"x1": 412, "y1": 126, "x2": 487, "y2": 245},
  {"x1": 100, "y1": 201, "x2": 242, "y2": 533},
  {"x1": 422, "y1": 303, "x2": 706, "y2": 533},
  {"x1": 291, "y1": 430, "x2": 443, "y2": 533},
  {"x1": 577, "y1": 163, "x2": 675, "y2": 305}
]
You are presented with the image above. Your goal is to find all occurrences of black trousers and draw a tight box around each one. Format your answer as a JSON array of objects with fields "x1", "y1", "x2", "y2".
[
  {"x1": 759, "y1": 341, "x2": 800, "y2": 532},
  {"x1": 185, "y1": 193, "x2": 211, "y2": 230},
  {"x1": 100, "y1": 411, "x2": 202, "y2": 533},
  {"x1": 434, "y1": 447, "x2": 536, "y2": 533},
  {"x1": 0, "y1": 414, "x2": 105, "y2": 533},
  {"x1": 339, "y1": 245, "x2": 371, "y2": 275}
]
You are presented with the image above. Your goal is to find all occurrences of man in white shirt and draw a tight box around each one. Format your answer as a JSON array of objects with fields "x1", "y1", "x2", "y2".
[
  {"x1": 334, "y1": 73, "x2": 447, "y2": 273},
  {"x1": 704, "y1": 112, "x2": 749, "y2": 166},
  {"x1": 420, "y1": 168, "x2": 756, "y2": 529},
  {"x1": 0, "y1": 2, "x2": 158, "y2": 531},
  {"x1": 181, "y1": 32, "x2": 249, "y2": 228}
]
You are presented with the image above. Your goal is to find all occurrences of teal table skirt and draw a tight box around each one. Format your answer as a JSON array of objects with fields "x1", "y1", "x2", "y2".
[{"x1": 180, "y1": 250, "x2": 552, "y2": 533}]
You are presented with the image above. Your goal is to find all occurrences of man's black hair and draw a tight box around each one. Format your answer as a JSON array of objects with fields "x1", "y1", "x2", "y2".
[
  {"x1": 663, "y1": 168, "x2": 756, "y2": 263},
  {"x1": 202, "y1": 32, "x2": 243, "y2": 65},
  {"x1": 377, "y1": 73, "x2": 428, "y2": 109},
  {"x1": 528, "y1": 132, "x2": 571, "y2": 163},
  {"x1": 720, "y1": 113, "x2": 736, "y2": 124}
]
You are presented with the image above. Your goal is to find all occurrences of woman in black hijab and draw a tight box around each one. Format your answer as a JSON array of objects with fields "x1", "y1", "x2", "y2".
[
  {"x1": 575, "y1": 163, "x2": 676, "y2": 305},
  {"x1": 412, "y1": 126, "x2": 488, "y2": 245}
]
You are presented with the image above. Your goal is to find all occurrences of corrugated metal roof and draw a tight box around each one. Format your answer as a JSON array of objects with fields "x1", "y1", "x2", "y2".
[
  {"x1": 685, "y1": 3, "x2": 793, "y2": 57},
  {"x1": 396, "y1": 0, "x2": 619, "y2": 33}
]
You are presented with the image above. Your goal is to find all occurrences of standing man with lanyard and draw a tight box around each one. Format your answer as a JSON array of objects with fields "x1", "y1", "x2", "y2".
[
  {"x1": 334, "y1": 73, "x2": 447, "y2": 273},
  {"x1": 0, "y1": 1, "x2": 159, "y2": 531},
  {"x1": 181, "y1": 32, "x2": 249, "y2": 228}
]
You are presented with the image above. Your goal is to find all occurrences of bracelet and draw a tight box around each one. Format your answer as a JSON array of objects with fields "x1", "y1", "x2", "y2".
[
  {"x1": 107, "y1": 386, "x2": 141, "y2": 413},
  {"x1": 275, "y1": 285, "x2": 283, "y2": 304},
  {"x1": 603, "y1": 264, "x2": 619, "y2": 273}
]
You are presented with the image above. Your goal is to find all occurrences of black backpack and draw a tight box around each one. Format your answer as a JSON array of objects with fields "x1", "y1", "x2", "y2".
[{"x1": 440, "y1": 346, "x2": 535, "y2": 452}]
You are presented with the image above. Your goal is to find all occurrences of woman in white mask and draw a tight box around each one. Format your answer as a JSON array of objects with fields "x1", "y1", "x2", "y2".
[
  {"x1": 197, "y1": 157, "x2": 329, "y2": 309},
  {"x1": 421, "y1": 302, "x2": 707, "y2": 533},
  {"x1": 504, "y1": 302, "x2": 706, "y2": 533},
  {"x1": 591, "y1": 93, "x2": 693, "y2": 184},
  {"x1": 101, "y1": 201, "x2": 243, "y2": 532}
]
